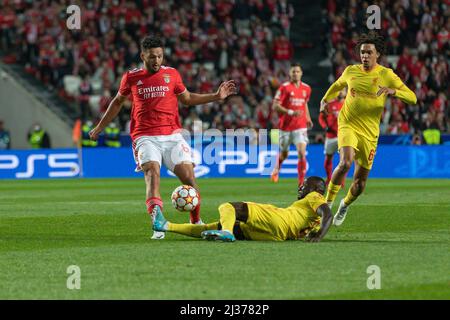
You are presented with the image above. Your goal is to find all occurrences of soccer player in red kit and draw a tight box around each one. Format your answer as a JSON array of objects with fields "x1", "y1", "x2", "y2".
[
  {"x1": 318, "y1": 91, "x2": 345, "y2": 186},
  {"x1": 89, "y1": 37, "x2": 236, "y2": 239},
  {"x1": 271, "y1": 63, "x2": 313, "y2": 185}
]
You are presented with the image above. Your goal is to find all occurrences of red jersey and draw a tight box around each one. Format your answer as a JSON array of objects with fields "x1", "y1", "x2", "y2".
[
  {"x1": 119, "y1": 66, "x2": 186, "y2": 140},
  {"x1": 318, "y1": 99, "x2": 343, "y2": 139},
  {"x1": 274, "y1": 81, "x2": 311, "y2": 131}
]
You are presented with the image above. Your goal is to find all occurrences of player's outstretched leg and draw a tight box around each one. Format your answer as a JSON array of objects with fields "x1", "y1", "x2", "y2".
[
  {"x1": 296, "y1": 142, "x2": 307, "y2": 186},
  {"x1": 271, "y1": 155, "x2": 281, "y2": 183},
  {"x1": 326, "y1": 146, "x2": 354, "y2": 208},
  {"x1": 142, "y1": 161, "x2": 165, "y2": 240},
  {"x1": 172, "y1": 222, "x2": 220, "y2": 238},
  {"x1": 333, "y1": 199, "x2": 349, "y2": 226},
  {"x1": 271, "y1": 151, "x2": 287, "y2": 183},
  {"x1": 333, "y1": 163, "x2": 369, "y2": 226}
]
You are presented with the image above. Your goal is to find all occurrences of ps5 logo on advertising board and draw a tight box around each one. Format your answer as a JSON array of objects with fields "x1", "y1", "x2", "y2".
[{"x1": 0, "y1": 153, "x2": 80, "y2": 178}]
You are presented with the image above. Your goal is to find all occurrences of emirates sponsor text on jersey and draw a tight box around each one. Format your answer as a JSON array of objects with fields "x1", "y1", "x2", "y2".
[{"x1": 138, "y1": 85, "x2": 170, "y2": 98}]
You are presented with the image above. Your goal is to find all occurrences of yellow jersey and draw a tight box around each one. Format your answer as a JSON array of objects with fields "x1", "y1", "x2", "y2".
[
  {"x1": 322, "y1": 64, "x2": 417, "y2": 141},
  {"x1": 246, "y1": 191, "x2": 326, "y2": 240}
]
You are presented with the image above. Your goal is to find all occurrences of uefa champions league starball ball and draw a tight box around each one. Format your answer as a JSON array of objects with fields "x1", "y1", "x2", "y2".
[{"x1": 171, "y1": 185, "x2": 199, "y2": 212}]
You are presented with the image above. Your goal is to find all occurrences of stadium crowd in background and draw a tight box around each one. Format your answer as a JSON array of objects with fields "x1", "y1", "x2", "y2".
[
  {"x1": 324, "y1": 0, "x2": 449, "y2": 135},
  {"x1": 0, "y1": 0, "x2": 448, "y2": 139},
  {"x1": 0, "y1": 0, "x2": 294, "y2": 134}
]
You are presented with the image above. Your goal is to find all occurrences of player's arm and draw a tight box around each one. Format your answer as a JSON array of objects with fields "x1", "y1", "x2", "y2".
[
  {"x1": 377, "y1": 69, "x2": 417, "y2": 105},
  {"x1": 178, "y1": 80, "x2": 236, "y2": 106},
  {"x1": 273, "y1": 100, "x2": 299, "y2": 116},
  {"x1": 320, "y1": 67, "x2": 349, "y2": 114},
  {"x1": 318, "y1": 111, "x2": 328, "y2": 130},
  {"x1": 306, "y1": 204, "x2": 333, "y2": 242},
  {"x1": 305, "y1": 103, "x2": 313, "y2": 128},
  {"x1": 89, "y1": 93, "x2": 127, "y2": 140}
]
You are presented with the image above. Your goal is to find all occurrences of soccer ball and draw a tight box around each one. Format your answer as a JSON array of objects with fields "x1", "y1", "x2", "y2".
[{"x1": 171, "y1": 185, "x2": 199, "y2": 212}]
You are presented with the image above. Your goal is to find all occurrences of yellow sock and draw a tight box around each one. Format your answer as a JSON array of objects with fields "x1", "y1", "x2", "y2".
[
  {"x1": 168, "y1": 222, "x2": 219, "y2": 238},
  {"x1": 343, "y1": 189, "x2": 358, "y2": 206},
  {"x1": 218, "y1": 203, "x2": 236, "y2": 233},
  {"x1": 326, "y1": 181, "x2": 341, "y2": 203}
]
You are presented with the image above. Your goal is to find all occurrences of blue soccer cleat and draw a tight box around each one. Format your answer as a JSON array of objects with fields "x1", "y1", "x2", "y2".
[
  {"x1": 201, "y1": 230, "x2": 236, "y2": 242},
  {"x1": 152, "y1": 205, "x2": 168, "y2": 233}
]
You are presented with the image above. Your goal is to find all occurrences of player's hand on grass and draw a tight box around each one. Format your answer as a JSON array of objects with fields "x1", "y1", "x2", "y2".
[
  {"x1": 217, "y1": 80, "x2": 237, "y2": 100},
  {"x1": 89, "y1": 127, "x2": 101, "y2": 141},
  {"x1": 377, "y1": 86, "x2": 396, "y2": 97},
  {"x1": 305, "y1": 231, "x2": 322, "y2": 243},
  {"x1": 320, "y1": 100, "x2": 329, "y2": 115}
]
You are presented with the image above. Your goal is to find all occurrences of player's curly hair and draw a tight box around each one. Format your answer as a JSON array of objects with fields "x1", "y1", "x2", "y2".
[
  {"x1": 141, "y1": 36, "x2": 164, "y2": 51},
  {"x1": 356, "y1": 31, "x2": 386, "y2": 56}
]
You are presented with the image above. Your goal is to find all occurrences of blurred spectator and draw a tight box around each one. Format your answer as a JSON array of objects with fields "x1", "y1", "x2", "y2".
[
  {"x1": 78, "y1": 75, "x2": 93, "y2": 121},
  {"x1": 274, "y1": 0, "x2": 295, "y2": 37},
  {"x1": 27, "y1": 123, "x2": 51, "y2": 149},
  {"x1": 99, "y1": 89, "x2": 112, "y2": 113},
  {"x1": 184, "y1": 110, "x2": 202, "y2": 132},
  {"x1": 423, "y1": 122, "x2": 441, "y2": 145},
  {"x1": 273, "y1": 34, "x2": 294, "y2": 76},
  {"x1": 92, "y1": 61, "x2": 116, "y2": 92},
  {"x1": 0, "y1": 0, "x2": 296, "y2": 134},
  {"x1": 0, "y1": 119, "x2": 11, "y2": 149},
  {"x1": 81, "y1": 120, "x2": 98, "y2": 148},
  {"x1": 104, "y1": 122, "x2": 121, "y2": 148},
  {"x1": 411, "y1": 133, "x2": 422, "y2": 146},
  {"x1": 199, "y1": 104, "x2": 215, "y2": 130},
  {"x1": 255, "y1": 101, "x2": 272, "y2": 129}
]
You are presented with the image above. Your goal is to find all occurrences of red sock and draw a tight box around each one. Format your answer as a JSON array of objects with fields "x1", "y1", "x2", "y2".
[
  {"x1": 298, "y1": 158, "x2": 307, "y2": 185},
  {"x1": 146, "y1": 197, "x2": 163, "y2": 215},
  {"x1": 324, "y1": 157, "x2": 333, "y2": 185},
  {"x1": 190, "y1": 192, "x2": 201, "y2": 224}
]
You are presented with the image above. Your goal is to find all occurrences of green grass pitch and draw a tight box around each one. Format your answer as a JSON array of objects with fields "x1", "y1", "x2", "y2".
[{"x1": 0, "y1": 178, "x2": 449, "y2": 299}]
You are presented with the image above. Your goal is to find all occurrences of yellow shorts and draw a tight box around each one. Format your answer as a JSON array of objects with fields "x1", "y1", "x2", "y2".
[
  {"x1": 239, "y1": 203, "x2": 289, "y2": 241},
  {"x1": 338, "y1": 127, "x2": 378, "y2": 170}
]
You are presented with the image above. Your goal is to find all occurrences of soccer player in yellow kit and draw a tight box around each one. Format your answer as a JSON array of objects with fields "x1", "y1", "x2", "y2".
[
  {"x1": 320, "y1": 32, "x2": 417, "y2": 226},
  {"x1": 152, "y1": 177, "x2": 333, "y2": 242}
]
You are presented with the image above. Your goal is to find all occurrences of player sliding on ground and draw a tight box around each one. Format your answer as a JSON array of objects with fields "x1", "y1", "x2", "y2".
[
  {"x1": 153, "y1": 177, "x2": 333, "y2": 242},
  {"x1": 320, "y1": 31, "x2": 417, "y2": 226},
  {"x1": 89, "y1": 36, "x2": 237, "y2": 239}
]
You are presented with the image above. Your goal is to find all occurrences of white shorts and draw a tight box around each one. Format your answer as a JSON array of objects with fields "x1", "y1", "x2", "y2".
[
  {"x1": 324, "y1": 137, "x2": 338, "y2": 155},
  {"x1": 279, "y1": 128, "x2": 308, "y2": 152},
  {"x1": 133, "y1": 134, "x2": 193, "y2": 172}
]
